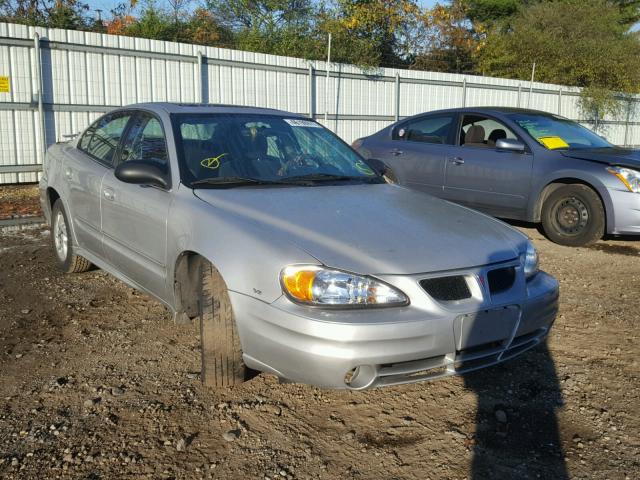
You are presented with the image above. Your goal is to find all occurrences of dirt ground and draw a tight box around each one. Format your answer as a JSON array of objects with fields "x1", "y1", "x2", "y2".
[{"x1": 0, "y1": 186, "x2": 638, "y2": 480}]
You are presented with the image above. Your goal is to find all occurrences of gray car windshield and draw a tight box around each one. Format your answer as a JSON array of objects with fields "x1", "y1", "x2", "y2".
[
  {"x1": 508, "y1": 113, "x2": 611, "y2": 150},
  {"x1": 172, "y1": 113, "x2": 380, "y2": 187}
]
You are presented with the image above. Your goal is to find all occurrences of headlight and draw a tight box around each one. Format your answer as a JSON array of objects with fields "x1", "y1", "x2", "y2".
[
  {"x1": 607, "y1": 166, "x2": 640, "y2": 193},
  {"x1": 521, "y1": 242, "x2": 539, "y2": 279},
  {"x1": 280, "y1": 265, "x2": 409, "y2": 307}
]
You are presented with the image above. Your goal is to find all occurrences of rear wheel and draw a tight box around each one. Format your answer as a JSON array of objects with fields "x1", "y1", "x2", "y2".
[
  {"x1": 51, "y1": 200, "x2": 92, "y2": 273},
  {"x1": 198, "y1": 261, "x2": 247, "y2": 387},
  {"x1": 541, "y1": 184, "x2": 605, "y2": 246}
]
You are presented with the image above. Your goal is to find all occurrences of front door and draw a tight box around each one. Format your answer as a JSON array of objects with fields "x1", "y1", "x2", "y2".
[
  {"x1": 443, "y1": 114, "x2": 533, "y2": 219},
  {"x1": 100, "y1": 111, "x2": 172, "y2": 299},
  {"x1": 67, "y1": 112, "x2": 133, "y2": 256}
]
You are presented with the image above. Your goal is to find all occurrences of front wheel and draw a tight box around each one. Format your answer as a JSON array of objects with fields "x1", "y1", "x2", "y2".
[
  {"x1": 198, "y1": 261, "x2": 247, "y2": 387},
  {"x1": 50, "y1": 199, "x2": 92, "y2": 273},
  {"x1": 541, "y1": 184, "x2": 605, "y2": 246}
]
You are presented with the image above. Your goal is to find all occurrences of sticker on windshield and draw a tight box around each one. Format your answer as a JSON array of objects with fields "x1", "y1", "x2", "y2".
[
  {"x1": 538, "y1": 136, "x2": 569, "y2": 150},
  {"x1": 355, "y1": 161, "x2": 375, "y2": 176},
  {"x1": 200, "y1": 152, "x2": 227, "y2": 169},
  {"x1": 284, "y1": 118, "x2": 322, "y2": 128}
]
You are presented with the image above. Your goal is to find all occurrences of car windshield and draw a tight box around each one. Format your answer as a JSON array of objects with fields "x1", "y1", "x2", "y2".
[
  {"x1": 171, "y1": 113, "x2": 380, "y2": 187},
  {"x1": 508, "y1": 113, "x2": 612, "y2": 150}
]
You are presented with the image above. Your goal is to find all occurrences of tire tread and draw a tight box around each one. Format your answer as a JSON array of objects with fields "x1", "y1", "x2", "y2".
[{"x1": 199, "y1": 261, "x2": 245, "y2": 387}]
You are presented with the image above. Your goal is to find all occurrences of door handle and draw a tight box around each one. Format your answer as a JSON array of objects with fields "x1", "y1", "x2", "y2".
[
  {"x1": 64, "y1": 168, "x2": 72, "y2": 179},
  {"x1": 449, "y1": 156, "x2": 465, "y2": 165},
  {"x1": 390, "y1": 149, "x2": 403, "y2": 156},
  {"x1": 103, "y1": 188, "x2": 115, "y2": 201}
]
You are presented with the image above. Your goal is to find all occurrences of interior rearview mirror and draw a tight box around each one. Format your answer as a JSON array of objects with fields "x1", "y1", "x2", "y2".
[
  {"x1": 115, "y1": 160, "x2": 169, "y2": 189},
  {"x1": 495, "y1": 138, "x2": 526, "y2": 153}
]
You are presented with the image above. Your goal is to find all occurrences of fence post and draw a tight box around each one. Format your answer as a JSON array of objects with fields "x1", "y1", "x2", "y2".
[
  {"x1": 308, "y1": 65, "x2": 314, "y2": 119},
  {"x1": 558, "y1": 88, "x2": 562, "y2": 115},
  {"x1": 196, "y1": 51, "x2": 203, "y2": 103},
  {"x1": 461, "y1": 78, "x2": 467, "y2": 107},
  {"x1": 624, "y1": 98, "x2": 631, "y2": 147},
  {"x1": 34, "y1": 33, "x2": 46, "y2": 164},
  {"x1": 517, "y1": 84, "x2": 521, "y2": 108},
  {"x1": 395, "y1": 73, "x2": 400, "y2": 121}
]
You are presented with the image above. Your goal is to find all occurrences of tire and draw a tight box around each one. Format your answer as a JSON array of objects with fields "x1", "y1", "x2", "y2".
[
  {"x1": 50, "y1": 199, "x2": 92, "y2": 273},
  {"x1": 541, "y1": 184, "x2": 605, "y2": 247},
  {"x1": 199, "y1": 261, "x2": 246, "y2": 387}
]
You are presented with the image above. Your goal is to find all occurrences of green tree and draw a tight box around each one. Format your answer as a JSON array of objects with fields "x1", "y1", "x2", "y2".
[
  {"x1": 478, "y1": 0, "x2": 640, "y2": 120},
  {"x1": 0, "y1": 0, "x2": 89, "y2": 28}
]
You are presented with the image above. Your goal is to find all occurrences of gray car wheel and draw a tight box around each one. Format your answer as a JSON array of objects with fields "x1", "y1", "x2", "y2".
[
  {"x1": 51, "y1": 200, "x2": 92, "y2": 273},
  {"x1": 541, "y1": 184, "x2": 605, "y2": 247},
  {"x1": 199, "y1": 261, "x2": 247, "y2": 387}
]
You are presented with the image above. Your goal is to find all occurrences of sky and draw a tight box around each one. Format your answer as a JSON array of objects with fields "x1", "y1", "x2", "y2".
[{"x1": 83, "y1": 0, "x2": 441, "y2": 19}]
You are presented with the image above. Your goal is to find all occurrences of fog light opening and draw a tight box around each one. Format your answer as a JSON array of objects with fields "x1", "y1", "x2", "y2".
[
  {"x1": 343, "y1": 365, "x2": 376, "y2": 389},
  {"x1": 344, "y1": 367, "x2": 360, "y2": 386}
]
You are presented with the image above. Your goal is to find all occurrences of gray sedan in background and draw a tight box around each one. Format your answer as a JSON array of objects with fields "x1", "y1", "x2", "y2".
[
  {"x1": 353, "y1": 107, "x2": 640, "y2": 246},
  {"x1": 40, "y1": 103, "x2": 558, "y2": 390}
]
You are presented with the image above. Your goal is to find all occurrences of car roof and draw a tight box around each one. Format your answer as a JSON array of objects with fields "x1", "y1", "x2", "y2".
[
  {"x1": 115, "y1": 102, "x2": 305, "y2": 118},
  {"x1": 405, "y1": 107, "x2": 558, "y2": 117}
]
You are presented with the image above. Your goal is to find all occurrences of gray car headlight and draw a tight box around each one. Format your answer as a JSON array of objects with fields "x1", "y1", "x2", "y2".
[
  {"x1": 281, "y1": 265, "x2": 409, "y2": 307},
  {"x1": 521, "y1": 242, "x2": 539, "y2": 279},
  {"x1": 607, "y1": 166, "x2": 640, "y2": 193}
]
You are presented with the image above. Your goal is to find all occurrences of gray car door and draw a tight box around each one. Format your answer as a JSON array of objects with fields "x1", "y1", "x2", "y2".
[
  {"x1": 100, "y1": 111, "x2": 172, "y2": 299},
  {"x1": 442, "y1": 114, "x2": 533, "y2": 220},
  {"x1": 368, "y1": 114, "x2": 456, "y2": 197},
  {"x1": 68, "y1": 112, "x2": 133, "y2": 256}
]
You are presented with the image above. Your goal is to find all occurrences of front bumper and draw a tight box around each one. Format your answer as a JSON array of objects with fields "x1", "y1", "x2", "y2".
[
  {"x1": 607, "y1": 187, "x2": 640, "y2": 235},
  {"x1": 231, "y1": 264, "x2": 559, "y2": 390}
]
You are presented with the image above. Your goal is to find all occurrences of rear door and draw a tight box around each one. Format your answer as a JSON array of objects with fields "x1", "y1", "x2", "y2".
[
  {"x1": 100, "y1": 111, "x2": 172, "y2": 299},
  {"x1": 442, "y1": 114, "x2": 533, "y2": 219},
  {"x1": 67, "y1": 112, "x2": 133, "y2": 257},
  {"x1": 367, "y1": 114, "x2": 457, "y2": 197}
]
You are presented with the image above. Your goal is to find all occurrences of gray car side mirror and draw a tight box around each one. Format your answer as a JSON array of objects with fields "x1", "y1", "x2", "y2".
[
  {"x1": 495, "y1": 138, "x2": 526, "y2": 153},
  {"x1": 115, "y1": 160, "x2": 169, "y2": 189}
]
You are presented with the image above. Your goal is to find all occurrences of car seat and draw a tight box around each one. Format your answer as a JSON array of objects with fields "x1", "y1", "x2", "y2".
[
  {"x1": 487, "y1": 128, "x2": 507, "y2": 147},
  {"x1": 464, "y1": 125, "x2": 487, "y2": 147}
]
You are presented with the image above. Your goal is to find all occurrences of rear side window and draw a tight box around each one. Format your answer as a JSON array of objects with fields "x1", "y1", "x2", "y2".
[
  {"x1": 79, "y1": 112, "x2": 132, "y2": 166},
  {"x1": 394, "y1": 115, "x2": 455, "y2": 144}
]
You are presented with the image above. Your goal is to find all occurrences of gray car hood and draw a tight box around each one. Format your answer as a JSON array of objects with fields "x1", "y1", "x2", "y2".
[
  {"x1": 194, "y1": 184, "x2": 527, "y2": 275},
  {"x1": 561, "y1": 147, "x2": 640, "y2": 170}
]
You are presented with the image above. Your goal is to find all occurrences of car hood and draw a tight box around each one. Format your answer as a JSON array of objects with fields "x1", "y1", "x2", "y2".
[
  {"x1": 194, "y1": 184, "x2": 527, "y2": 275},
  {"x1": 561, "y1": 147, "x2": 640, "y2": 169}
]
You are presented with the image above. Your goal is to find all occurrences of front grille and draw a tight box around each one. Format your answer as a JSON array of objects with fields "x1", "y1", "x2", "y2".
[
  {"x1": 487, "y1": 266, "x2": 516, "y2": 294},
  {"x1": 420, "y1": 276, "x2": 471, "y2": 301}
]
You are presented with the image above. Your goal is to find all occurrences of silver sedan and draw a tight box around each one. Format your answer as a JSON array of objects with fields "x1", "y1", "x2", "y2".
[{"x1": 39, "y1": 103, "x2": 559, "y2": 390}]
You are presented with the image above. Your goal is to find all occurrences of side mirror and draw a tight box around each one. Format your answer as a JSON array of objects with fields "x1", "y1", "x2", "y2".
[
  {"x1": 115, "y1": 160, "x2": 169, "y2": 189},
  {"x1": 495, "y1": 138, "x2": 526, "y2": 153}
]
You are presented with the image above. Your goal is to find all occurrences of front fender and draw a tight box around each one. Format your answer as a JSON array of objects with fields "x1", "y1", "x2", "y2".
[
  {"x1": 528, "y1": 167, "x2": 616, "y2": 230},
  {"x1": 166, "y1": 186, "x2": 319, "y2": 308}
]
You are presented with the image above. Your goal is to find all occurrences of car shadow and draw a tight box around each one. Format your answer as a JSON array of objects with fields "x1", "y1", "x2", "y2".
[{"x1": 462, "y1": 342, "x2": 568, "y2": 479}]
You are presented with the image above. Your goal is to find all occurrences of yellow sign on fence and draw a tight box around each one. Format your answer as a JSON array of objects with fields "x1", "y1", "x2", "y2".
[{"x1": 0, "y1": 76, "x2": 10, "y2": 93}]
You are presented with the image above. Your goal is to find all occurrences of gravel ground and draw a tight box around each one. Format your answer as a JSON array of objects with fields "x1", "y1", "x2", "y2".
[{"x1": 0, "y1": 186, "x2": 638, "y2": 479}]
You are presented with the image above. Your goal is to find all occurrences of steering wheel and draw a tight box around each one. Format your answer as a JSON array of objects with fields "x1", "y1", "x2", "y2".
[{"x1": 279, "y1": 153, "x2": 321, "y2": 176}]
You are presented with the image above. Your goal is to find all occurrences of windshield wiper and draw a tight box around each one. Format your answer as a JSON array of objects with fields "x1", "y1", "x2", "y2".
[
  {"x1": 190, "y1": 176, "x2": 285, "y2": 188},
  {"x1": 282, "y1": 173, "x2": 382, "y2": 184}
]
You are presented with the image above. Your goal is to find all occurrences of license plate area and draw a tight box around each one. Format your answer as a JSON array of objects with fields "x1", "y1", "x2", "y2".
[{"x1": 453, "y1": 305, "x2": 520, "y2": 351}]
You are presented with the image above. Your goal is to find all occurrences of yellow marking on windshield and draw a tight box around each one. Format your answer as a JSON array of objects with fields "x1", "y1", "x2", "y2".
[
  {"x1": 200, "y1": 153, "x2": 228, "y2": 169},
  {"x1": 538, "y1": 136, "x2": 569, "y2": 150},
  {"x1": 355, "y1": 161, "x2": 375, "y2": 176}
]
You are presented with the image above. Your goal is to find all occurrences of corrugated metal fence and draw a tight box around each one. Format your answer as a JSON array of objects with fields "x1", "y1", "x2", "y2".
[{"x1": 1, "y1": 21, "x2": 640, "y2": 184}]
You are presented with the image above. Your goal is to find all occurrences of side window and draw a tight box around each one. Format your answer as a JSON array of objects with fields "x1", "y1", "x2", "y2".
[
  {"x1": 79, "y1": 113, "x2": 132, "y2": 165},
  {"x1": 395, "y1": 115, "x2": 455, "y2": 144},
  {"x1": 119, "y1": 113, "x2": 169, "y2": 168},
  {"x1": 460, "y1": 115, "x2": 518, "y2": 148}
]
